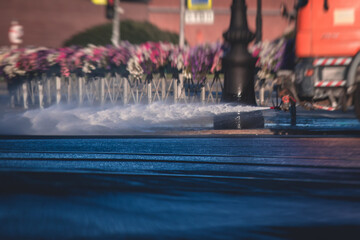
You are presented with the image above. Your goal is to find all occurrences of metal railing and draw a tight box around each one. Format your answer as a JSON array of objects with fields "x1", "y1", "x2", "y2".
[{"x1": 8, "y1": 73, "x2": 224, "y2": 109}]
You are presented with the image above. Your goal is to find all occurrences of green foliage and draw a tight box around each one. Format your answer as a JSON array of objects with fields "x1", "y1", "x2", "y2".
[{"x1": 63, "y1": 20, "x2": 180, "y2": 46}]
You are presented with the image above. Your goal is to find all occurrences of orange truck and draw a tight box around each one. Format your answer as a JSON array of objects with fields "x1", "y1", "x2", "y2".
[{"x1": 279, "y1": 0, "x2": 360, "y2": 119}]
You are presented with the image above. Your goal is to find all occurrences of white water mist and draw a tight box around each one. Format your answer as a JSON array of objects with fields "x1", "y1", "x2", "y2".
[{"x1": 0, "y1": 102, "x2": 268, "y2": 135}]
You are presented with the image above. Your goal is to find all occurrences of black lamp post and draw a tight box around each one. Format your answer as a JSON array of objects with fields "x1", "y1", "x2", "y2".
[
  {"x1": 214, "y1": 0, "x2": 264, "y2": 129},
  {"x1": 255, "y1": 0, "x2": 262, "y2": 44},
  {"x1": 221, "y1": 0, "x2": 257, "y2": 105}
]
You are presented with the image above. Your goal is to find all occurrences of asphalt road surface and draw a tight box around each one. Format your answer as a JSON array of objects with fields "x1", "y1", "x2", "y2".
[{"x1": 0, "y1": 136, "x2": 359, "y2": 240}]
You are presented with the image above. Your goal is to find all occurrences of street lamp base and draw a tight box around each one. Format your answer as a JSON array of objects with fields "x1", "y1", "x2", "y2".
[{"x1": 213, "y1": 111, "x2": 264, "y2": 129}]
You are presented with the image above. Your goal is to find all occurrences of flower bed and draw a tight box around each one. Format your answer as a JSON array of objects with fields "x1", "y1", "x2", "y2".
[
  {"x1": 0, "y1": 39, "x2": 288, "y2": 86},
  {"x1": 250, "y1": 38, "x2": 291, "y2": 80},
  {"x1": 0, "y1": 42, "x2": 224, "y2": 86}
]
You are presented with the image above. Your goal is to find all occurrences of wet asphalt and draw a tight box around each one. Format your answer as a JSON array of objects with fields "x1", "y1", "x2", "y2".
[
  {"x1": 1, "y1": 89, "x2": 360, "y2": 239},
  {"x1": 0, "y1": 135, "x2": 359, "y2": 239}
]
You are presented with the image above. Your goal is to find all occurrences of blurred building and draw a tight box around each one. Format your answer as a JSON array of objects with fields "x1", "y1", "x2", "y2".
[
  {"x1": 149, "y1": 0, "x2": 296, "y2": 45},
  {"x1": 0, "y1": 0, "x2": 295, "y2": 48}
]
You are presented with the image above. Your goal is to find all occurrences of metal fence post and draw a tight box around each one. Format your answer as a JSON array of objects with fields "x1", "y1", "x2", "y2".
[
  {"x1": 22, "y1": 82, "x2": 28, "y2": 109},
  {"x1": 173, "y1": 79, "x2": 178, "y2": 103},
  {"x1": 101, "y1": 77, "x2": 105, "y2": 105},
  {"x1": 67, "y1": 76, "x2": 72, "y2": 104},
  {"x1": 78, "y1": 77, "x2": 83, "y2": 106},
  {"x1": 178, "y1": 74, "x2": 184, "y2": 100},
  {"x1": 30, "y1": 81, "x2": 35, "y2": 105},
  {"x1": 56, "y1": 76, "x2": 61, "y2": 104},
  {"x1": 38, "y1": 81, "x2": 44, "y2": 109},
  {"x1": 47, "y1": 78, "x2": 51, "y2": 105},
  {"x1": 123, "y1": 78, "x2": 128, "y2": 105},
  {"x1": 147, "y1": 81, "x2": 152, "y2": 104},
  {"x1": 161, "y1": 77, "x2": 166, "y2": 101},
  {"x1": 201, "y1": 85, "x2": 206, "y2": 104}
]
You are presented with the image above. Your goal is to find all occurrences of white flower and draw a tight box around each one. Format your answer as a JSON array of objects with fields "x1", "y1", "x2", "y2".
[
  {"x1": 126, "y1": 57, "x2": 143, "y2": 76},
  {"x1": 82, "y1": 61, "x2": 96, "y2": 74},
  {"x1": 47, "y1": 52, "x2": 59, "y2": 66},
  {"x1": 176, "y1": 54, "x2": 184, "y2": 70}
]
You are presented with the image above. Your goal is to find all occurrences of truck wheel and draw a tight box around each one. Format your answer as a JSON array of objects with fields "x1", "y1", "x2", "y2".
[{"x1": 355, "y1": 83, "x2": 360, "y2": 120}]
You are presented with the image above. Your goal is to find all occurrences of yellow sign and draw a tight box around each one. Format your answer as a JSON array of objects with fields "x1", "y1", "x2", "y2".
[
  {"x1": 187, "y1": 0, "x2": 212, "y2": 10},
  {"x1": 91, "y1": 0, "x2": 107, "y2": 5}
]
